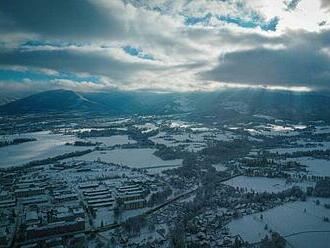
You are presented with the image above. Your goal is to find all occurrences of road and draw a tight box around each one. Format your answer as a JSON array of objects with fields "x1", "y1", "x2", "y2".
[{"x1": 284, "y1": 230, "x2": 330, "y2": 238}]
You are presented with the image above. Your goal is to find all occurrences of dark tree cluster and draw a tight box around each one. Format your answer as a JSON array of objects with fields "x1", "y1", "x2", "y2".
[
  {"x1": 123, "y1": 215, "x2": 147, "y2": 235},
  {"x1": 148, "y1": 187, "x2": 173, "y2": 207},
  {"x1": 65, "y1": 140, "x2": 101, "y2": 146},
  {"x1": 153, "y1": 144, "x2": 189, "y2": 160},
  {"x1": 314, "y1": 180, "x2": 330, "y2": 197},
  {"x1": 0, "y1": 137, "x2": 36, "y2": 147},
  {"x1": 200, "y1": 140, "x2": 251, "y2": 163},
  {"x1": 77, "y1": 128, "x2": 124, "y2": 138}
]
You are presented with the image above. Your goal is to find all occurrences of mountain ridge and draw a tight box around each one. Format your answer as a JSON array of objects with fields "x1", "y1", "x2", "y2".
[{"x1": 1, "y1": 89, "x2": 330, "y2": 122}]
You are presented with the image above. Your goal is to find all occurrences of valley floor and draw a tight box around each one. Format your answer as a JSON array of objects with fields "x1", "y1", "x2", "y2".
[{"x1": 0, "y1": 113, "x2": 330, "y2": 247}]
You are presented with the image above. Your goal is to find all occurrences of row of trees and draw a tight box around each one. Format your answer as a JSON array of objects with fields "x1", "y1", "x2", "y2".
[{"x1": 0, "y1": 137, "x2": 36, "y2": 147}]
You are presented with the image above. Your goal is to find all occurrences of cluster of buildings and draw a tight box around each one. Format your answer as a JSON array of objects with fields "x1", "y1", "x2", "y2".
[
  {"x1": 0, "y1": 171, "x2": 88, "y2": 247},
  {"x1": 79, "y1": 183, "x2": 115, "y2": 209},
  {"x1": 117, "y1": 183, "x2": 146, "y2": 210},
  {"x1": 0, "y1": 140, "x2": 174, "y2": 248},
  {"x1": 18, "y1": 181, "x2": 86, "y2": 246},
  {"x1": 75, "y1": 180, "x2": 149, "y2": 212}
]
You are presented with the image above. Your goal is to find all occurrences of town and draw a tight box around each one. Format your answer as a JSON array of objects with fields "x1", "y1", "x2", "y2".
[{"x1": 0, "y1": 113, "x2": 330, "y2": 247}]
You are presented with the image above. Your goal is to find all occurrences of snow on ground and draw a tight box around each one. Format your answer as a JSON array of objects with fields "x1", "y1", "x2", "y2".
[
  {"x1": 149, "y1": 130, "x2": 236, "y2": 152},
  {"x1": 287, "y1": 157, "x2": 330, "y2": 177},
  {"x1": 134, "y1": 123, "x2": 158, "y2": 133},
  {"x1": 314, "y1": 125, "x2": 330, "y2": 134},
  {"x1": 0, "y1": 131, "x2": 89, "y2": 168},
  {"x1": 223, "y1": 176, "x2": 315, "y2": 193},
  {"x1": 212, "y1": 163, "x2": 228, "y2": 172},
  {"x1": 94, "y1": 207, "x2": 114, "y2": 227},
  {"x1": 245, "y1": 124, "x2": 302, "y2": 137},
  {"x1": 68, "y1": 148, "x2": 182, "y2": 169},
  {"x1": 85, "y1": 135, "x2": 136, "y2": 146},
  {"x1": 227, "y1": 197, "x2": 330, "y2": 248},
  {"x1": 269, "y1": 142, "x2": 330, "y2": 155}
]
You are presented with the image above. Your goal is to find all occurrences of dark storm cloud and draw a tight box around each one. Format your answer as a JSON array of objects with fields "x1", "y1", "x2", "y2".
[
  {"x1": 0, "y1": 0, "x2": 329, "y2": 93},
  {"x1": 0, "y1": 48, "x2": 158, "y2": 83},
  {"x1": 202, "y1": 30, "x2": 330, "y2": 91},
  {"x1": 0, "y1": 0, "x2": 125, "y2": 40}
]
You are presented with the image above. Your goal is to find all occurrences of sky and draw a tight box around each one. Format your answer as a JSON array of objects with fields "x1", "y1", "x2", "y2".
[{"x1": 0, "y1": 0, "x2": 329, "y2": 96}]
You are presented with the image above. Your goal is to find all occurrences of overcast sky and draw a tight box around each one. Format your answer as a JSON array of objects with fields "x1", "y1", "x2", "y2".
[{"x1": 0, "y1": 0, "x2": 329, "y2": 94}]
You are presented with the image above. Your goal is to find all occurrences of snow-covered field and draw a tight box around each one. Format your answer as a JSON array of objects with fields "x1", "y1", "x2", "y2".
[
  {"x1": 287, "y1": 157, "x2": 330, "y2": 177},
  {"x1": 227, "y1": 197, "x2": 330, "y2": 248},
  {"x1": 68, "y1": 148, "x2": 182, "y2": 168},
  {"x1": 223, "y1": 176, "x2": 315, "y2": 193},
  {"x1": 0, "y1": 131, "x2": 88, "y2": 168},
  {"x1": 268, "y1": 141, "x2": 330, "y2": 155},
  {"x1": 245, "y1": 124, "x2": 305, "y2": 137},
  {"x1": 0, "y1": 130, "x2": 140, "y2": 168}
]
